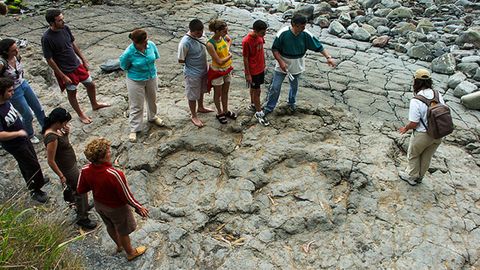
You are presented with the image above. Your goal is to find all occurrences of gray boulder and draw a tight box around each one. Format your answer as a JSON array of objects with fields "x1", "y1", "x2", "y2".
[
  {"x1": 454, "y1": 81, "x2": 478, "y2": 97},
  {"x1": 294, "y1": 4, "x2": 315, "y2": 20},
  {"x1": 432, "y1": 53, "x2": 456, "y2": 75},
  {"x1": 381, "y1": 0, "x2": 402, "y2": 8},
  {"x1": 455, "y1": 27, "x2": 480, "y2": 48},
  {"x1": 407, "y1": 43, "x2": 432, "y2": 61},
  {"x1": 416, "y1": 18, "x2": 434, "y2": 33},
  {"x1": 386, "y1": 7, "x2": 413, "y2": 20},
  {"x1": 100, "y1": 59, "x2": 121, "y2": 72},
  {"x1": 328, "y1": 20, "x2": 348, "y2": 36},
  {"x1": 353, "y1": 27, "x2": 371, "y2": 41},
  {"x1": 461, "y1": 90, "x2": 480, "y2": 110},
  {"x1": 424, "y1": 5, "x2": 439, "y2": 16},
  {"x1": 368, "y1": 17, "x2": 389, "y2": 28},
  {"x1": 314, "y1": 16, "x2": 330, "y2": 28},
  {"x1": 461, "y1": 56, "x2": 480, "y2": 63},
  {"x1": 347, "y1": 23, "x2": 359, "y2": 33},
  {"x1": 315, "y1": 2, "x2": 333, "y2": 14},
  {"x1": 374, "y1": 8, "x2": 393, "y2": 17},
  {"x1": 362, "y1": 24, "x2": 377, "y2": 35},
  {"x1": 448, "y1": 72, "x2": 467, "y2": 88},
  {"x1": 362, "y1": 0, "x2": 382, "y2": 9},
  {"x1": 377, "y1": 25, "x2": 390, "y2": 35},
  {"x1": 338, "y1": 12, "x2": 352, "y2": 26},
  {"x1": 457, "y1": 63, "x2": 480, "y2": 77},
  {"x1": 474, "y1": 68, "x2": 480, "y2": 81},
  {"x1": 277, "y1": 0, "x2": 294, "y2": 12}
]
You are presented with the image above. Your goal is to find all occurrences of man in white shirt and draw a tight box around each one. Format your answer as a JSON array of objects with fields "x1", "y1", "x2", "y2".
[{"x1": 398, "y1": 69, "x2": 444, "y2": 185}]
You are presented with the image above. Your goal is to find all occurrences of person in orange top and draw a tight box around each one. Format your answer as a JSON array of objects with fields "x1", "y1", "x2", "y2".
[
  {"x1": 206, "y1": 19, "x2": 236, "y2": 124},
  {"x1": 77, "y1": 137, "x2": 149, "y2": 261}
]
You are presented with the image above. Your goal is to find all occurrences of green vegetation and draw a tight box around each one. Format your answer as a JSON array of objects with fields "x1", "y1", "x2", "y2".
[
  {"x1": 0, "y1": 194, "x2": 84, "y2": 269},
  {"x1": 4, "y1": 0, "x2": 25, "y2": 14}
]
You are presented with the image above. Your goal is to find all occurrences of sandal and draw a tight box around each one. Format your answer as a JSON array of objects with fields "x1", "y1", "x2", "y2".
[
  {"x1": 216, "y1": 114, "x2": 228, "y2": 124},
  {"x1": 225, "y1": 111, "x2": 238, "y2": 120},
  {"x1": 127, "y1": 246, "x2": 147, "y2": 261}
]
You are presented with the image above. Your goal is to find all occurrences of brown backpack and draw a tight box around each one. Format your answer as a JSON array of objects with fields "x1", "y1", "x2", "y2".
[{"x1": 414, "y1": 90, "x2": 454, "y2": 139}]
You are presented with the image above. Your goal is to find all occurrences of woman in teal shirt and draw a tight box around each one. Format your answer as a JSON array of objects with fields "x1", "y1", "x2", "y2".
[{"x1": 119, "y1": 29, "x2": 164, "y2": 142}]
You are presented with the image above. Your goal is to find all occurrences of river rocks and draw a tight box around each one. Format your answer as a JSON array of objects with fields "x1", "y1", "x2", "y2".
[
  {"x1": 457, "y1": 62, "x2": 479, "y2": 77},
  {"x1": 372, "y1": 35, "x2": 390, "y2": 47},
  {"x1": 474, "y1": 68, "x2": 480, "y2": 81},
  {"x1": 454, "y1": 80, "x2": 478, "y2": 97},
  {"x1": 460, "y1": 91, "x2": 480, "y2": 109},
  {"x1": 455, "y1": 27, "x2": 480, "y2": 48},
  {"x1": 407, "y1": 43, "x2": 432, "y2": 61},
  {"x1": 386, "y1": 6, "x2": 413, "y2": 19},
  {"x1": 432, "y1": 53, "x2": 456, "y2": 74},
  {"x1": 353, "y1": 27, "x2": 371, "y2": 41},
  {"x1": 314, "y1": 15, "x2": 330, "y2": 28},
  {"x1": 448, "y1": 72, "x2": 467, "y2": 88},
  {"x1": 294, "y1": 4, "x2": 314, "y2": 19},
  {"x1": 416, "y1": 18, "x2": 434, "y2": 33},
  {"x1": 329, "y1": 20, "x2": 348, "y2": 36}
]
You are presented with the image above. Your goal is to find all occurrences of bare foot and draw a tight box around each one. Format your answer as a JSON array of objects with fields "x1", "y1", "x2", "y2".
[
  {"x1": 197, "y1": 107, "x2": 215, "y2": 113},
  {"x1": 79, "y1": 115, "x2": 92, "y2": 124},
  {"x1": 191, "y1": 117, "x2": 204, "y2": 128},
  {"x1": 92, "y1": 103, "x2": 111, "y2": 110}
]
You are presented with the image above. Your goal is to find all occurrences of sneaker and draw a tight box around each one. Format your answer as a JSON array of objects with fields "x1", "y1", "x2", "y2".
[
  {"x1": 399, "y1": 172, "x2": 418, "y2": 186},
  {"x1": 76, "y1": 218, "x2": 97, "y2": 230},
  {"x1": 128, "y1": 132, "x2": 137, "y2": 142},
  {"x1": 30, "y1": 136, "x2": 40, "y2": 144},
  {"x1": 248, "y1": 104, "x2": 256, "y2": 112},
  {"x1": 31, "y1": 190, "x2": 48, "y2": 203},
  {"x1": 255, "y1": 112, "x2": 270, "y2": 126},
  {"x1": 149, "y1": 117, "x2": 164, "y2": 127}
]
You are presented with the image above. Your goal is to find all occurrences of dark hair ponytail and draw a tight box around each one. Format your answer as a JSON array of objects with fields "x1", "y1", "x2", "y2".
[{"x1": 41, "y1": 107, "x2": 72, "y2": 134}]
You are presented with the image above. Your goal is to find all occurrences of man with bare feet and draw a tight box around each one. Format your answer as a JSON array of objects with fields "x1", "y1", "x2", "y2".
[
  {"x1": 178, "y1": 19, "x2": 214, "y2": 127},
  {"x1": 42, "y1": 9, "x2": 109, "y2": 124}
]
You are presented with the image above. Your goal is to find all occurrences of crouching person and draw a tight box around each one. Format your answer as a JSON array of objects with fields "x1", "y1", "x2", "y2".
[{"x1": 77, "y1": 137, "x2": 149, "y2": 261}]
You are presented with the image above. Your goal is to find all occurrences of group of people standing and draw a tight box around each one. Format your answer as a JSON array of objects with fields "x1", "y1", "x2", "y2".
[{"x1": 0, "y1": 8, "x2": 447, "y2": 262}]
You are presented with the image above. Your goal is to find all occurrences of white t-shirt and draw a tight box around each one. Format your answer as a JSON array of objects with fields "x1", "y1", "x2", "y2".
[{"x1": 408, "y1": 89, "x2": 445, "y2": 132}]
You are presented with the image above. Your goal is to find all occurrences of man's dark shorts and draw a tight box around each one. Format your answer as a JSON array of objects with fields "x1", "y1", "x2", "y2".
[{"x1": 250, "y1": 72, "x2": 265, "y2": 90}]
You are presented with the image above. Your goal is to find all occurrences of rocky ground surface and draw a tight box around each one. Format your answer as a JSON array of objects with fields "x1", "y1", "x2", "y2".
[{"x1": 0, "y1": 0, "x2": 479, "y2": 269}]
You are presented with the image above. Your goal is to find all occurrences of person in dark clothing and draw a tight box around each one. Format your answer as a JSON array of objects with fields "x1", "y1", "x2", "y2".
[
  {"x1": 0, "y1": 77, "x2": 48, "y2": 203},
  {"x1": 42, "y1": 107, "x2": 97, "y2": 229}
]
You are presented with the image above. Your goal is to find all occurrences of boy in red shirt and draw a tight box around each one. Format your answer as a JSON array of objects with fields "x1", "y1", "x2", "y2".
[{"x1": 242, "y1": 20, "x2": 269, "y2": 126}]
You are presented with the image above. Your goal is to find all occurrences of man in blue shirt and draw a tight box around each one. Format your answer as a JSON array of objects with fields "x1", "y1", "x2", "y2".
[
  {"x1": 178, "y1": 19, "x2": 214, "y2": 128},
  {"x1": 264, "y1": 14, "x2": 336, "y2": 115}
]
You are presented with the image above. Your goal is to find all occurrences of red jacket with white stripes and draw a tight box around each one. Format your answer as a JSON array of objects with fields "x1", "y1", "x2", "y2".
[{"x1": 77, "y1": 162, "x2": 143, "y2": 210}]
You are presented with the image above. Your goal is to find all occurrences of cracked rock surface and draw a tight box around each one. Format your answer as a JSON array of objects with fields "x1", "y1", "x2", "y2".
[{"x1": 0, "y1": 1, "x2": 479, "y2": 269}]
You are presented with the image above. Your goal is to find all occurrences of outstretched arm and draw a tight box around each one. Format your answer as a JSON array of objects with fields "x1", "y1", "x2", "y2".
[{"x1": 320, "y1": 50, "x2": 336, "y2": 67}]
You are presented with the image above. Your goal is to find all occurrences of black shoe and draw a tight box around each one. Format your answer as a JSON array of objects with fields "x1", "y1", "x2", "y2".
[
  {"x1": 31, "y1": 190, "x2": 48, "y2": 203},
  {"x1": 76, "y1": 218, "x2": 97, "y2": 230}
]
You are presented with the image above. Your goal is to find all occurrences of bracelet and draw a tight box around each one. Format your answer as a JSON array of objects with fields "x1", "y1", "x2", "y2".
[{"x1": 326, "y1": 56, "x2": 333, "y2": 59}]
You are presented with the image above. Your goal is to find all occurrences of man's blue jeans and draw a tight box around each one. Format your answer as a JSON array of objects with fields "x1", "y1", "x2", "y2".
[
  {"x1": 263, "y1": 70, "x2": 300, "y2": 114},
  {"x1": 11, "y1": 80, "x2": 45, "y2": 137}
]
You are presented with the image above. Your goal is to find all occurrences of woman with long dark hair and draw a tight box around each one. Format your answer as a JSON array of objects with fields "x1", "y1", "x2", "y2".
[
  {"x1": 0, "y1": 38, "x2": 45, "y2": 143},
  {"x1": 42, "y1": 107, "x2": 97, "y2": 229}
]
